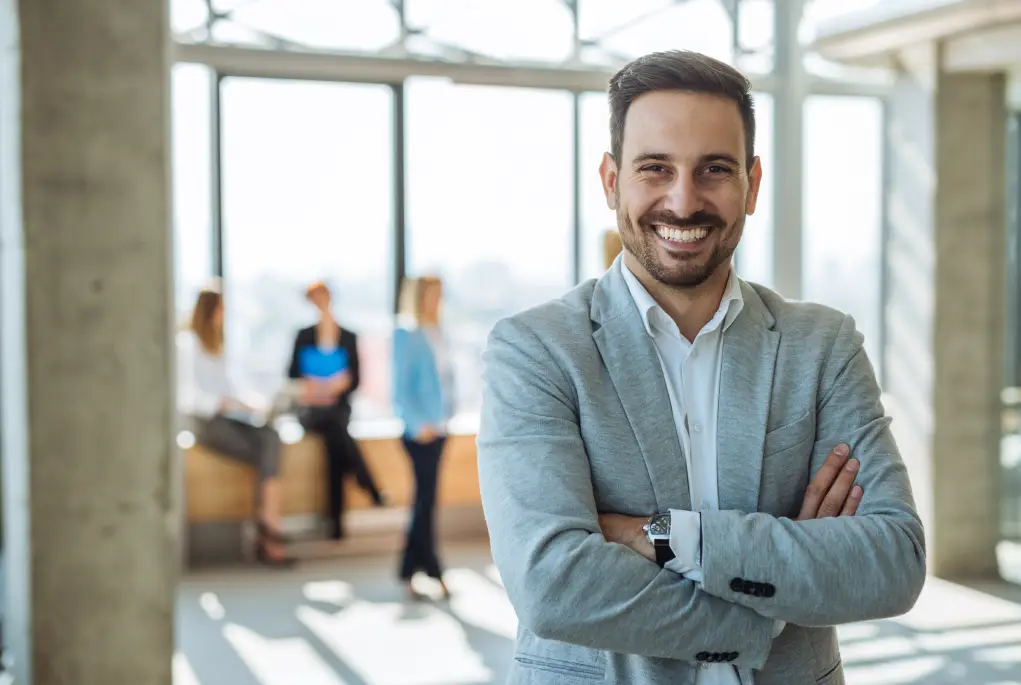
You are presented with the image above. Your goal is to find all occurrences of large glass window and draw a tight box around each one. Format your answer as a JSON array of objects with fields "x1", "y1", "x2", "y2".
[
  {"x1": 203, "y1": 0, "x2": 401, "y2": 52},
  {"x1": 171, "y1": 63, "x2": 214, "y2": 324},
  {"x1": 406, "y1": 80, "x2": 574, "y2": 414},
  {"x1": 736, "y1": 92, "x2": 775, "y2": 289},
  {"x1": 220, "y1": 78, "x2": 395, "y2": 420},
  {"x1": 406, "y1": 0, "x2": 575, "y2": 63},
  {"x1": 579, "y1": 0, "x2": 734, "y2": 65},
  {"x1": 579, "y1": 92, "x2": 615, "y2": 282},
  {"x1": 803, "y1": 95, "x2": 884, "y2": 373}
]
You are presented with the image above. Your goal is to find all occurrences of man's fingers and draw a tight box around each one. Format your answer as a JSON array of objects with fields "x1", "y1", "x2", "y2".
[
  {"x1": 840, "y1": 485, "x2": 864, "y2": 516},
  {"x1": 797, "y1": 444, "x2": 850, "y2": 520},
  {"x1": 817, "y1": 459, "x2": 859, "y2": 517}
]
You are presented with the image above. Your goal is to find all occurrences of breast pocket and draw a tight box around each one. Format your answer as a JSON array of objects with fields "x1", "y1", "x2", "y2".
[
  {"x1": 764, "y1": 411, "x2": 815, "y2": 458},
  {"x1": 759, "y1": 411, "x2": 815, "y2": 515}
]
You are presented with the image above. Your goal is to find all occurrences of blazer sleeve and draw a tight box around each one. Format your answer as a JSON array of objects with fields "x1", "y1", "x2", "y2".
[
  {"x1": 477, "y1": 316, "x2": 777, "y2": 667},
  {"x1": 696, "y1": 315, "x2": 926, "y2": 626}
]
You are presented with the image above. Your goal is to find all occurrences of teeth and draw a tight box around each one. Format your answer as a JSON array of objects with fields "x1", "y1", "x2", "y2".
[{"x1": 655, "y1": 225, "x2": 709, "y2": 243}]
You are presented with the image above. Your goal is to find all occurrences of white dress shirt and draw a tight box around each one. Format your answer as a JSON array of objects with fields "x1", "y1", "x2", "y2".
[
  {"x1": 176, "y1": 330, "x2": 233, "y2": 419},
  {"x1": 621, "y1": 259, "x2": 746, "y2": 685}
]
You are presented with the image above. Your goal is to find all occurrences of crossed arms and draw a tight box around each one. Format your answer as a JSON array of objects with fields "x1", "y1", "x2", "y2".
[{"x1": 475, "y1": 315, "x2": 926, "y2": 670}]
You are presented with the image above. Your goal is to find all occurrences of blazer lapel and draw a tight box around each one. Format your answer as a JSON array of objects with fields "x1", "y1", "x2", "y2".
[
  {"x1": 591, "y1": 262, "x2": 691, "y2": 510},
  {"x1": 717, "y1": 281, "x2": 780, "y2": 513}
]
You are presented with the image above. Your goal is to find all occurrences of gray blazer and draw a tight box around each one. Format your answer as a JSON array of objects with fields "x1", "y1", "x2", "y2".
[{"x1": 477, "y1": 260, "x2": 925, "y2": 685}]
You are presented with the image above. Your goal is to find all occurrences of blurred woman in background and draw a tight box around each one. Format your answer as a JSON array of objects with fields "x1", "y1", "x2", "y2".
[
  {"x1": 289, "y1": 281, "x2": 385, "y2": 541},
  {"x1": 177, "y1": 286, "x2": 294, "y2": 567},
  {"x1": 393, "y1": 276, "x2": 454, "y2": 599}
]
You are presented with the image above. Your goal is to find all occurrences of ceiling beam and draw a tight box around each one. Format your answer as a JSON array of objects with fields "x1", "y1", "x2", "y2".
[
  {"x1": 943, "y1": 21, "x2": 1021, "y2": 72},
  {"x1": 173, "y1": 41, "x2": 620, "y2": 91},
  {"x1": 813, "y1": 0, "x2": 1021, "y2": 66}
]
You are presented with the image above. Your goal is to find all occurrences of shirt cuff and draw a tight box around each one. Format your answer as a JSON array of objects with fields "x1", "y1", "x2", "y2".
[{"x1": 664, "y1": 509, "x2": 702, "y2": 578}]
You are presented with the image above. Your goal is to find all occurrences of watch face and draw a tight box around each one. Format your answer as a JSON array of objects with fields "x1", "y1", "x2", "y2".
[{"x1": 648, "y1": 513, "x2": 671, "y2": 536}]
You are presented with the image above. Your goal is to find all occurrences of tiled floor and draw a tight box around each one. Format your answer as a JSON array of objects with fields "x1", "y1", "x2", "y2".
[{"x1": 176, "y1": 542, "x2": 1021, "y2": 685}]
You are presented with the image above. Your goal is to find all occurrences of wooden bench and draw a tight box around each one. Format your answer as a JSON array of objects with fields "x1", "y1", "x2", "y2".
[{"x1": 183, "y1": 433, "x2": 483, "y2": 564}]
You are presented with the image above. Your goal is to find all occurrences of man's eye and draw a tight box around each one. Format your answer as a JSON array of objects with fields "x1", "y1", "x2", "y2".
[
  {"x1": 641, "y1": 165, "x2": 667, "y2": 173},
  {"x1": 706, "y1": 164, "x2": 730, "y2": 174}
]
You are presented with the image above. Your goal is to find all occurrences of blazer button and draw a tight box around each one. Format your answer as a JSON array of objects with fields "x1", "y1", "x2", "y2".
[
  {"x1": 763, "y1": 584, "x2": 776, "y2": 598},
  {"x1": 696, "y1": 652, "x2": 709, "y2": 662},
  {"x1": 730, "y1": 578, "x2": 744, "y2": 592},
  {"x1": 743, "y1": 579, "x2": 756, "y2": 595},
  {"x1": 728, "y1": 652, "x2": 739, "y2": 661},
  {"x1": 709, "y1": 653, "x2": 720, "y2": 662},
  {"x1": 751, "y1": 583, "x2": 764, "y2": 597}
]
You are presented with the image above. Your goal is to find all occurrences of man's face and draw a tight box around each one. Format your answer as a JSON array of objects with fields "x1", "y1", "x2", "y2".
[{"x1": 600, "y1": 90, "x2": 761, "y2": 289}]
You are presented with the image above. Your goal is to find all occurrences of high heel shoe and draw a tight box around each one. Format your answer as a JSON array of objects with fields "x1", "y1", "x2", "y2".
[
  {"x1": 254, "y1": 524, "x2": 297, "y2": 568},
  {"x1": 257, "y1": 521, "x2": 290, "y2": 545},
  {"x1": 256, "y1": 538, "x2": 297, "y2": 568}
]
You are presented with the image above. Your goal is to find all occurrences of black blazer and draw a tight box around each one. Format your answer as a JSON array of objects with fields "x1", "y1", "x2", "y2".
[{"x1": 288, "y1": 325, "x2": 361, "y2": 411}]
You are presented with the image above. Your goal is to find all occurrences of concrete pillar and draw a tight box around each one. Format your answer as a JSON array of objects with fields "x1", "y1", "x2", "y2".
[
  {"x1": 885, "y1": 43, "x2": 1005, "y2": 578},
  {"x1": 0, "y1": 1, "x2": 176, "y2": 683}
]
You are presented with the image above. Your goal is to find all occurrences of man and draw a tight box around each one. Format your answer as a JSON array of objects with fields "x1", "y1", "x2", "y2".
[{"x1": 477, "y1": 51, "x2": 924, "y2": 685}]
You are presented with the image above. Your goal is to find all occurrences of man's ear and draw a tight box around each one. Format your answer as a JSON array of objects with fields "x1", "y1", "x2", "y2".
[
  {"x1": 746, "y1": 156, "x2": 762, "y2": 216},
  {"x1": 599, "y1": 152, "x2": 619, "y2": 210}
]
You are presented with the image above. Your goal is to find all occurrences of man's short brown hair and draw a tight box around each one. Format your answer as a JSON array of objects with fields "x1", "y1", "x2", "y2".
[{"x1": 608, "y1": 50, "x2": 756, "y2": 169}]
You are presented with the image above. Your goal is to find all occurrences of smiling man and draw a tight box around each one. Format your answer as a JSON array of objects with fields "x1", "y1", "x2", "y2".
[{"x1": 477, "y1": 51, "x2": 925, "y2": 685}]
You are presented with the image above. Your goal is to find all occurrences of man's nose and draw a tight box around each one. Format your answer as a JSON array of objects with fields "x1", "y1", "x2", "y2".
[{"x1": 661, "y1": 175, "x2": 704, "y2": 218}]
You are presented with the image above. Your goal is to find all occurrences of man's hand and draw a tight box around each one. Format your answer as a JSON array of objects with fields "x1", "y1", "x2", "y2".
[
  {"x1": 796, "y1": 443, "x2": 863, "y2": 520},
  {"x1": 599, "y1": 513, "x2": 655, "y2": 562}
]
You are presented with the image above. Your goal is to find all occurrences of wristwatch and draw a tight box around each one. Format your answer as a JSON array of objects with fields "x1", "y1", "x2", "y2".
[{"x1": 642, "y1": 513, "x2": 675, "y2": 567}]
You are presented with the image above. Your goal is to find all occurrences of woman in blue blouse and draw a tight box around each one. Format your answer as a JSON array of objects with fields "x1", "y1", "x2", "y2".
[{"x1": 393, "y1": 275, "x2": 455, "y2": 599}]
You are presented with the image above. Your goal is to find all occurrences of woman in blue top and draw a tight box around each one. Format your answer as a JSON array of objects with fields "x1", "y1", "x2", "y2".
[{"x1": 393, "y1": 275, "x2": 455, "y2": 599}]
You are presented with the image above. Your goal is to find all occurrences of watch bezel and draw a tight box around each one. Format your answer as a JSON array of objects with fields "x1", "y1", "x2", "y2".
[{"x1": 643, "y1": 513, "x2": 672, "y2": 543}]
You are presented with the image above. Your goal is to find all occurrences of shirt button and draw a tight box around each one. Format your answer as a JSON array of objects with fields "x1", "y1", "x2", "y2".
[{"x1": 692, "y1": 423, "x2": 702, "y2": 433}]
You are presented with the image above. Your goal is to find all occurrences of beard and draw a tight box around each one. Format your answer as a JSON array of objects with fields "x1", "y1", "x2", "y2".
[{"x1": 616, "y1": 203, "x2": 742, "y2": 289}]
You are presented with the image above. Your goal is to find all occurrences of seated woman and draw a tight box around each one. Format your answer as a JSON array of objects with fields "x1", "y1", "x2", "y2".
[
  {"x1": 288, "y1": 281, "x2": 385, "y2": 541},
  {"x1": 177, "y1": 286, "x2": 295, "y2": 567},
  {"x1": 393, "y1": 276, "x2": 454, "y2": 599}
]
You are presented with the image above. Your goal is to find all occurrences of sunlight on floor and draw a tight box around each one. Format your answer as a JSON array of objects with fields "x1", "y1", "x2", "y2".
[
  {"x1": 298, "y1": 601, "x2": 492, "y2": 685},
  {"x1": 224, "y1": 622, "x2": 349, "y2": 685},
  {"x1": 176, "y1": 545, "x2": 1021, "y2": 685}
]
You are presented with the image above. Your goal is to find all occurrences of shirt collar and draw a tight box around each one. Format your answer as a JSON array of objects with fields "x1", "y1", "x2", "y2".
[{"x1": 620, "y1": 257, "x2": 745, "y2": 340}]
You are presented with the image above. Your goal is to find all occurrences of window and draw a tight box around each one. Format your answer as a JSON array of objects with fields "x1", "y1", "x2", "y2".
[
  {"x1": 220, "y1": 78, "x2": 395, "y2": 420},
  {"x1": 803, "y1": 95, "x2": 884, "y2": 374},
  {"x1": 406, "y1": 79, "x2": 574, "y2": 414},
  {"x1": 171, "y1": 63, "x2": 213, "y2": 323},
  {"x1": 406, "y1": 0, "x2": 575, "y2": 63},
  {"x1": 579, "y1": 0, "x2": 734, "y2": 65},
  {"x1": 210, "y1": 0, "x2": 400, "y2": 52},
  {"x1": 578, "y1": 92, "x2": 615, "y2": 282},
  {"x1": 736, "y1": 92, "x2": 775, "y2": 289}
]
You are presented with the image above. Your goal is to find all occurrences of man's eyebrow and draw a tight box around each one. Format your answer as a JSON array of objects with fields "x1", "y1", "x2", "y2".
[
  {"x1": 702, "y1": 152, "x2": 742, "y2": 167},
  {"x1": 632, "y1": 152, "x2": 672, "y2": 166}
]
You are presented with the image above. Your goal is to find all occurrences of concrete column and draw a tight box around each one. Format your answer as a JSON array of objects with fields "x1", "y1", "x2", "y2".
[
  {"x1": 885, "y1": 43, "x2": 1005, "y2": 578},
  {"x1": 0, "y1": 1, "x2": 176, "y2": 683}
]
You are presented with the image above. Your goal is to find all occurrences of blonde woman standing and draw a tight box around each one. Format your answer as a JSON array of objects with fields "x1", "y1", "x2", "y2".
[{"x1": 393, "y1": 276, "x2": 455, "y2": 598}]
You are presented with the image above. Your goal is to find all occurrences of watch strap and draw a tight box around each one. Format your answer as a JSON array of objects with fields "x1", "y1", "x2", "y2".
[{"x1": 654, "y1": 541, "x2": 675, "y2": 567}]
